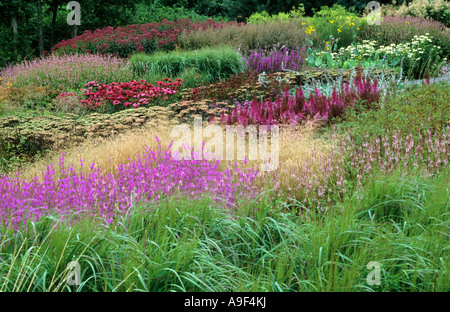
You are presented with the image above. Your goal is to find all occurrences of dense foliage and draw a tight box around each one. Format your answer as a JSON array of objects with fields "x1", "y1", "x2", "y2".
[
  {"x1": 51, "y1": 19, "x2": 242, "y2": 57},
  {"x1": 0, "y1": 1, "x2": 448, "y2": 294}
]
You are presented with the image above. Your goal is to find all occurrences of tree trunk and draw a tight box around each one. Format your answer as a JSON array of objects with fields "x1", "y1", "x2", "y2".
[
  {"x1": 10, "y1": 15, "x2": 18, "y2": 38},
  {"x1": 50, "y1": 0, "x2": 59, "y2": 47},
  {"x1": 37, "y1": 0, "x2": 44, "y2": 57},
  {"x1": 10, "y1": 15, "x2": 18, "y2": 53}
]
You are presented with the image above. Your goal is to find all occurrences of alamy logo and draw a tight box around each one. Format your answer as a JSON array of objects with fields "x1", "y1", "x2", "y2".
[
  {"x1": 366, "y1": 261, "x2": 381, "y2": 285},
  {"x1": 67, "y1": 261, "x2": 81, "y2": 286},
  {"x1": 170, "y1": 117, "x2": 279, "y2": 171},
  {"x1": 67, "y1": 1, "x2": 81, "y2": 26},
  {"x1": 366, "y1": 1, "x2": 381, "y2": 26}
]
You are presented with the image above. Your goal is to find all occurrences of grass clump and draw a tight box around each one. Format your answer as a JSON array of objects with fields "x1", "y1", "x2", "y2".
[
  {"x1": 333, "y1": 82, "x2": 450, "y2": 143},
  {"x1": 178, "y1": 20, "x2": 313, "y2": 57},
  {"x1": 129, "y1": 47, "x2": 245, "y2": 88},
  {"x1": 0, "y1": 54, "x2": 133, "y2": 91},
  {"x1": 0, "y1": 171, "x2": 448, "y2": 292}
]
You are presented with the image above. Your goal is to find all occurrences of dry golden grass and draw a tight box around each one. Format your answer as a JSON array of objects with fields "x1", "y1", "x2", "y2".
[
  {"x1": 14, "y1": 118, "x2": 337, "y2": 193},
  {"x1": 14, "y1": 121, "x2": 175, "y2": 182},
  {"x1": 178, "y1": 20, "x2": 316, "y2": 56}
]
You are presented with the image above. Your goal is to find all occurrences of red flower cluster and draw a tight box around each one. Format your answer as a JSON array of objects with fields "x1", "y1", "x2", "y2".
[
  {"x1": 51, "y1": 18, "x2": 243, "y2": 57},
  {"x1": 79, "y1": 78, "x2": 183, "y2": 109}
]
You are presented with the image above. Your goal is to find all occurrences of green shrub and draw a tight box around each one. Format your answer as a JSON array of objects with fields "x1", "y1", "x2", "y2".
[
  {"x1": 128, "y1": 47, "x2": 245, "y2": 87},
  {"x1": 305, "y1": 4, "x2": 361, "y2": 50},
  {"x1": 246, "y1": 5, "x2": 305, "y2": 24},
  {"x1": 130, "y1": 2, "x2": 223, "y2": 24},
  {"x1": 313, "y1": 3, "x2": 359, "y2": 20},
  {"x1": 0, "y1": 20, "x2": 38, "y2": 70},
  {"x1": 247, "y1": 10, "x2": 290, "y2": 24},
  {"x1": 0, "y1": 84, "x2": 60, "y2": 112},
  {"x1": 382, "y1": 0, "x2": 450, "y2": 27},
  {"x1": 0, "y1": 106, "x2": 176, "y2": 174}
]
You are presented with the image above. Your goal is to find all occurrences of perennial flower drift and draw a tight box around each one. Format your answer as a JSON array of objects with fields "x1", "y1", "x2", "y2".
[
  {"x1": 262, "y1": 125, "x2": 449, "y2": 212},
  {"x1": 0, "y1": 54, "x2": 132, "y2": 90},
  {"x1": 316, "y1": 34, "x2": 445, "y2": 72},
  {"x1": 80, "y1": 78, "x2": 183, "y2": 109},
  {"x1": 51, "y1": 18, "x2": 243, "y2": 57},
  {"x1": 220, "y1": 69, "x2": 380, "y2": 126},
  {"x1": 245, "y1": 46, "x2": 306, "y2": 73},
  {"x1": 0, "y1": 141, "x2": 260, "y2": 230}
]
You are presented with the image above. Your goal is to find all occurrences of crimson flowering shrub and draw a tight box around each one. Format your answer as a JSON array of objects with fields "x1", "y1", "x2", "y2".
[
  {"x1": 245, "y1": 45, "x2": 307, "y2": 73},
  {"x1": 51, "y1": 18, "x2": 243, "y2": 57},
  {"x1": 79, "y1": 78, "x2": 183, "y2": 110},
  {"x1": 0, "y1": 141, "x2": 261, "y2": 230},
  {"x1": 220, "y1": 69, "x2": 380, "y2": 126}
]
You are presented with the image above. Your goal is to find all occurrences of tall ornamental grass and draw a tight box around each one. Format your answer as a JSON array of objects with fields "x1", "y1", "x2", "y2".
[
  {"x1": 129, "y1": 47, "x2": 245, "y2": 86},
  {"x1": 178, "y1": 20, "x2": 313, "y2": 57},
  {"x1": 0, "y1": 169, "x2": 447, "y2": 292},
  {"x1": 0, "y1": 54, "x2": 133, "y2": 91}
]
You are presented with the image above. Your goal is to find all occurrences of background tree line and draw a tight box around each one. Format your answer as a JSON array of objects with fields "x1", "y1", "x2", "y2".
[{"x1": 0, "y1": 0, "x2": 407, "y2": 69}]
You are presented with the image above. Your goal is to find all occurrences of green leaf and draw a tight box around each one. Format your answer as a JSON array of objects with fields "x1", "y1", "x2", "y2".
[
  {"x1": 315, "y1": 57, "x2": 323, "y2": 67},
  {"x1": 326, "y1": 53, "x2": 333, "y2": 65}
]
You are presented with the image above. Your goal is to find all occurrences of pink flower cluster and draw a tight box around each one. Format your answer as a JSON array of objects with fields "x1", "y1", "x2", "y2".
[
  {"x1": 0, "y1": 141, "x2": 261, "y2": 230},
  {"x1": 79, "y1": 78, "x2": 183, "y2": 109},
  {"x1": 220, "y1": 72, "x2": 380, "y2": 126},
  {"x1": 51, "y1": 18, "x2": 243, "y2": 57},
  {"x1": 245, "y1": 46, "x2": 307, "y2": 73},
  {"x1": 57, "y1": 92, "x2": 76, "y2": 98},
  {"x1": 263, "y1": 125, "x2": 449, "y2": 212}
]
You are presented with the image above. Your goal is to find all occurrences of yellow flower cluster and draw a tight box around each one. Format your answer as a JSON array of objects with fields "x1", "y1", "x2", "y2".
[
  {"x1": 345, "y1": 17, "x2": 356, "y2": 27},
  {"x1": 326, "y1": 15, "x2": 358, "y2": 37},
  {"x1": 305, "y1": 25, "x2": 316, "y2": 34}
]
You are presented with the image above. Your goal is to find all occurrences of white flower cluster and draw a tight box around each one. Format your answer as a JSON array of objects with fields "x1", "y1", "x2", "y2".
[{"x1": 317, "y1": 34, "x2": 442, "y2": 64}]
